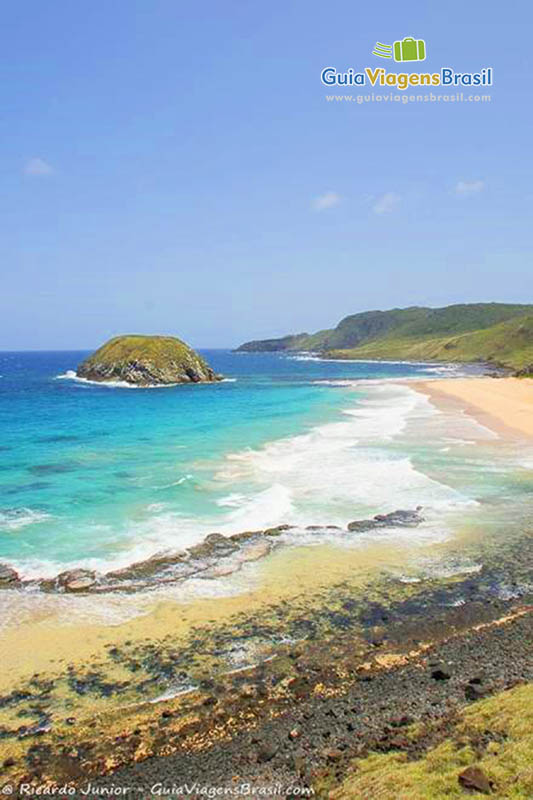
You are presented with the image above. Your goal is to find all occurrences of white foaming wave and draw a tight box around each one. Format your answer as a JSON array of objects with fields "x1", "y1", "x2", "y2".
[
  {"x1": 56, "y1": 371, "x2": 236, "y2": 388},
  {"x1": 289, "y1": 355, "x2": 372, "y2": 364},
  {"x1": 286, "y1": 353, "x2": 323, "y2": 362},
  {"x1": 340, "y1": 385, "x2": 431, "y2": 440},
  {"x1": 0, "y1": 555, "x2": 264, "y2": 631},
  {"x1": 217, "y1": 484, "x2": 294, "y2": 532},
  {"x1": 4, "y1": 384, "x2": 477, "y2": 586},
  {"x1": 218, "y1": 385, "x2": 420, "y2": 486},
  {"x1": 312, "y1": 375, "x2": 471, "y2": 390},
  {"x1": 0, "y1": 508, "x2": 51, "y2": 532},
  {"x1": 208, "y1": 384, "x2": 474, "y2": 534},
  {"x1": 7, "y1": 488, "x2": 278, "y2": 580},
  {"x1": 129, "y1": 485, "x2": 294, "y2": 547},
  {"x1": 343, "y1": 359, "x2": 461, "y2": 366},
  {"x1": 216, "y1": 493, "x2": 247, "y2": 508},
  {"x1": 157, "y1": 474, "x2": 194, "y2": 489},
  {"x1": 312, "y1": 379, "x2": 360, "y2": 387},
  {"x1": 287, "y1": 355, "x2": 472, "y2": 374},
  {"x1": 423, "y1": 364, "x2": 468, "y2": 376},
  {"x1": 146, "y1": 502, "x2": 167, "y2": 513},
  {"x1": 5, "y1": 524, "x2": 194, "y2": 582},
  {"x1": 441, "y1": 437, "x2": 477, "y2": 446},
  {"x1": 55, "y1": 370, "x2": 178, "y2": 389},
  {"x1": 0, "y1": 586, "x2": 153, "y2": 630}
]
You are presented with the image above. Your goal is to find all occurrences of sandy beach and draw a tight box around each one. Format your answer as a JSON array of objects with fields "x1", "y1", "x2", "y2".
[
  {"x1": 1, "y1": 374, "x2": 532, "y2": 793},
  {"x1": 417, "y1": 377, "x2": 533, "y2": 439}
]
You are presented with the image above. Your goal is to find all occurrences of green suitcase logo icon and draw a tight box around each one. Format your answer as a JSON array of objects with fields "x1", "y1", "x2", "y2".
[{"x1": 393, "y1": 37, "x2": 426, "y2": 62}]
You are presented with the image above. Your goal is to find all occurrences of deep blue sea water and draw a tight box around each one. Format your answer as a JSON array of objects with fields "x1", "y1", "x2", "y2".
[{"x1": 0, "y1": 350, "x2": 530, "y2": 581}]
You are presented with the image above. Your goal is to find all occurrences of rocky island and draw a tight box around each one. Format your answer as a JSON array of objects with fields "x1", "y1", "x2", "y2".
[{"x1": 76, "y1": 334, "x2": 222, "y2": 386}]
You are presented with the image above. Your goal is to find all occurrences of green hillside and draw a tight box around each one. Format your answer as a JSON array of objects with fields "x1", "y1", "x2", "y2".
[
  {"x1": 236, "y1": 303, "x2": 533, "y2": 371},
  {"x1": 327, "y1": 314, "x2": 533, "y2": 369}
]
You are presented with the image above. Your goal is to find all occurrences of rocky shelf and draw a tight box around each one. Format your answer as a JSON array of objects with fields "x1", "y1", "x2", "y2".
[{"x1": 0, "y1": 508, "x2": 424, "y2": 594}]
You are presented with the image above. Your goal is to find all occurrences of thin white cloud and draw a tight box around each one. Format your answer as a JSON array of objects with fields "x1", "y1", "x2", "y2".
[
  {"x1": 313, "y1": 191, "x2": 341, "y2": 211},
  {"x1": 24, "y1": 157, "x2": 54, "y2": 177},
  {"x1": 373, "y1": 192, "x2": 400, "y2": 215},
  {"x1": 455, "y1": 179, "x2": 485, "y2": 195}
]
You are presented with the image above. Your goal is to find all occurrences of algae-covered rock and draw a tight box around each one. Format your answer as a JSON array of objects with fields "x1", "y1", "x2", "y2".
[
  {"x1": 187, "y1": 533, "x2": 240, "y2": 560},
  {"x1": 0, "y1": 563, "x2": 19, "y2": 588},
  {"x1": 56, "y1": 568, "x2": 98, "y2": 593},
  {"x1": 76, "y1": 335, "x2": 222, "y2": 386},
  {"x1": 348, "y1": 508, "x2": 424, "y2": 533}
]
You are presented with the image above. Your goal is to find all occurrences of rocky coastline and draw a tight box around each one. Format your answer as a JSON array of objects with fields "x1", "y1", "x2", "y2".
[
  {"x1": 0, "y1": 508, "x2": 424, "y2": 594},
  {"x1": 0, "y1": 521, "x2": 531, "y2": 796},
  {"x1": 90, "y1": 607, "x2": 533, "y2": 798}
]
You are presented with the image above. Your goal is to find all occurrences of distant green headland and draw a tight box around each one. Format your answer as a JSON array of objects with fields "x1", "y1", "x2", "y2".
[
  {"x1": 77, "y1": 335, "x2": 222, "y2": 386},
  {"x1": 236, "y1": 303, "x2": 533, "y2": 372}
]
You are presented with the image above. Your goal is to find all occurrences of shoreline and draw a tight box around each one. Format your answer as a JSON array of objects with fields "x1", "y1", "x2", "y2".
[
  {"x1": 414, "y1": 376, "x2": 533, "y2": 440},
  {"x1": 0, "y1": 376, "x2": 531, "y2": 700},
  {"x1": 92, "y1": 605, "x2": 533, "y2": 796},
  {"x1": 1, "y1": 373, "x2": 533, "y2": 791},
  {"x1": 2, "y1": 533, "x2": 531, "y2": 792},
  {"x1": 0, "y1": 520, "x2": 455, "y2": 698},
  {"x1": 3, "y1": 369, "x2": 522, "y2": 592}
]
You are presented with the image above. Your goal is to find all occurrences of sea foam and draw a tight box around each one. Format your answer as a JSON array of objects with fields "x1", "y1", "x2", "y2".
[
  {"x1": 55, "y1": 370, "x2": 177, "y2": 389},
  {"x1": 1, "y1": 383, "x2": 483, "y2": 586},
  {"x1": 0, "y1": 508, "x2": 51, "y2": 532}
]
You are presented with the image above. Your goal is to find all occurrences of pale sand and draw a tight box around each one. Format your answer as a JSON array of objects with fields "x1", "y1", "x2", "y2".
[
  {"x1": 3, "y1": 376, "x2": 530, "y2": 703},
  {"x1": 416, "y1": 377, "x2": 533, "y2": 439},
  {"x1": 0, "y1": 539, "x2": 425, "y2": 693}
]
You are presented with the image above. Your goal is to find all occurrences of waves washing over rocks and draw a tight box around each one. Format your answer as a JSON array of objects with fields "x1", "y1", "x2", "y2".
[
  {"x1": 2, "y1": 350, "x2": 532, "y2": 632},
  {"x1": 0, "y1": 383, "x2": 500, "y2": 591}
]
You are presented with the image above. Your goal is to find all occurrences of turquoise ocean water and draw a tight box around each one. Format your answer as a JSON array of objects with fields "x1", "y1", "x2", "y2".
[{"x1": 1, "y1": 350, "x2": 532, "y2": 585}]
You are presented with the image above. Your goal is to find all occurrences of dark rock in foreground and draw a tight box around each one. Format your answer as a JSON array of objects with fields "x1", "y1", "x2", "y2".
[
  {"x1": 76, "y1": 335, "x2": 222, "y2": 386},
  {"x1": 430, "y1": 661, "x2": 452, "y2": 681},
  {"x1": 458, "y1": 765, "x2": 493, "y2": 794}
]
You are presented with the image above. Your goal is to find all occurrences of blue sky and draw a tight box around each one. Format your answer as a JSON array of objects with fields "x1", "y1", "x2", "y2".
[{"x1": 1, "y1": 0, "x2": 531, "y2": 349}]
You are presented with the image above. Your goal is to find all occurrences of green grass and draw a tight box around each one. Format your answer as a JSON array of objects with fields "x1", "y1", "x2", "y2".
[
  {"x1": 236, "y1": 304, "x2": 533, "y2": 371},
  {"x1": 325, "y1": 314, "x2": 533, "y2": 370},
  {"x1": 82, "y1": 334, "x2": 195, "y2": 366},
  {"x1": 328, "y1": 682, "x2": 533, "y2": 800},
  {"x1": 77, "y1": 334, "x2": 218, "y2": 384}
]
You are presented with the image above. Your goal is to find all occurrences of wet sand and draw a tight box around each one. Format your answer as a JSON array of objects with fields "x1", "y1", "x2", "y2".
[
  {"x1": 1, "y1": 377, "x2": 533, "y2": 790},
  {"x1": 0, "y1": 539, "x2": 423, "y2": 694},
  {"x1": 2, "y1": 532, "x2": 531, "y2": 792}
]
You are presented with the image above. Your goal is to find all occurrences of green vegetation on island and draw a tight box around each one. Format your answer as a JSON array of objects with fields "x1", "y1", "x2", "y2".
[
  {"x1": 236, "y1": 303, "x2": 533, "y2": 371},
  {"x1": 77, "y1": 334, "x2": 221, "y2": 386}
]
